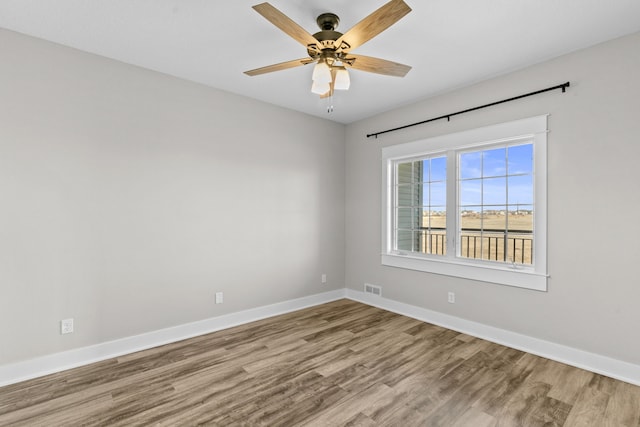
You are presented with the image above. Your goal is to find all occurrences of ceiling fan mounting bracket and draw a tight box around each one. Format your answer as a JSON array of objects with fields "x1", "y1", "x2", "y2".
[{"x1": 316, "y1": 13, "x2": 339, "y2": 31}]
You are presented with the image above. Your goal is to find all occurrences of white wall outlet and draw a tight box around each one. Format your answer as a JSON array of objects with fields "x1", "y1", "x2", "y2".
[
  {"x1": 215, "y1": 292, "x2": 223, "y2": 304},
  {"x1": 61, "y1": 318, "x2": 74, "y2": 334},
  {"x1": 321, "y1": 274, "x2": 327, "y2": 284},
  {"x1": 448, "y1": 292, "x2": 456, "y2": 304}
]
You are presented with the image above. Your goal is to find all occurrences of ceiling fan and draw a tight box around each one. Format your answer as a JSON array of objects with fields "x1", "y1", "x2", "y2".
[{"x1": 244, "y1": 0, "x2": 412, "y2": 99}]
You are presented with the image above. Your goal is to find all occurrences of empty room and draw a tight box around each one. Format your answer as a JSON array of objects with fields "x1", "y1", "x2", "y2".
[{"x1": 1, "y1": 1, "x2": 640, "y2": 425}]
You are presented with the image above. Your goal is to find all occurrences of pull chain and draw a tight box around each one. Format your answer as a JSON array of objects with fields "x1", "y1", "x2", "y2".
[{"x1": 326, "y1": 93, "x2": 334, "y2": 113}]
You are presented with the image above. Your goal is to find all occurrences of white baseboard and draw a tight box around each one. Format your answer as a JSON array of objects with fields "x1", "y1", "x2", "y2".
[
  {"x1": 3, "y1": 288, "x2": 639, "y2": 388},
  {"x1": 0, "y1": 289, "x2": 347, "y2": 387},
  {"x1": 345, "y1": 289, "x2": 640, "y2": 387}
]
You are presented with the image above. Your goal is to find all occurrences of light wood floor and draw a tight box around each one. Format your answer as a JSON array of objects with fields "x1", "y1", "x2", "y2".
[{"x1": 1, "y1": 299, "x2": 639, "y2": 426}]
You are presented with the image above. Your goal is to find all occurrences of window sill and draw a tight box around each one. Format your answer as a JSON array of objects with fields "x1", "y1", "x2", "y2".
[{"x1": 381, "y1": 253, "x2": 547, "y2": 291}]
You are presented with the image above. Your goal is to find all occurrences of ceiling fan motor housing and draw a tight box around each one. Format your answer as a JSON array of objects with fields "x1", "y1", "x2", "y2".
[{"x1": 308, "y1": 13, "x2": 344, "y2": 56}]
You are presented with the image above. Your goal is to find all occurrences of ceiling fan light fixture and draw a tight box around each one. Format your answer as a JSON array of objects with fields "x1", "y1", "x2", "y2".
[
  {"x1": 312, "y1": 60, "x2": 332, "y2": 83},
  {"x1": 334, "y1": 67, "x2": 350, "y2": 90},
  {"x1": 311, "y1": 80, "x2": 331, "y2": 95},
  {"x1": 245, "y1": 1, "x2": 413, "y2": 106}
]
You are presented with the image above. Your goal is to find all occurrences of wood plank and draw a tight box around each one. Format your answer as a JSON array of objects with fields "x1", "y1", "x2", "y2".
[
  {"x1": 1, "y1": 299, "x2": 639, "y2": 426},
  {"x1": 603, "y1": 381, "x2": 640, "y2": 427},
  {"x1": 563, "y1": 386, "x2": 610, "y2": 426}
]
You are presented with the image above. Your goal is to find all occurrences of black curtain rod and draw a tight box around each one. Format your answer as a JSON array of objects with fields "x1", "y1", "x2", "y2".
[{"x1": 366, "y1": 81, "x2": 570, "y2": 139}]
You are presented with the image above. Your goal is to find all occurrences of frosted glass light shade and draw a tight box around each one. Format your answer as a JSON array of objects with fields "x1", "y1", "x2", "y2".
[
  {"x1": 312, "y1": 61, "x2": 332, "y2": 83},
  {"x1": 334, "y1": 68, "x2": 350, "y2": 90},
  {"x1": 311, "y1": 80, "x2": 330, "y2": 95}
]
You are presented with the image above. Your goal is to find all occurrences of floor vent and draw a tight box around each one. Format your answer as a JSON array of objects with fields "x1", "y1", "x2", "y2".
[{"x1": 364, "y1": 283, "x2": 382, "y2": 296}]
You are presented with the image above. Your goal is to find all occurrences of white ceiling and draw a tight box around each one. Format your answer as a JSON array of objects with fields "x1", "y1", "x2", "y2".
[{"x1": 1, "y1": 0, "x2": 640, "y2": 124}]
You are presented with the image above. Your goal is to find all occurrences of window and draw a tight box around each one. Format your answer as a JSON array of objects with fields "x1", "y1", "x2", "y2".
[
  {"x1": 395, "y1": 155, "x2": 447, "y2": 255},
  {"x1": 458, "y1": 142, "x2": 533, "y2": 265},
  {"x1": 382, "y1": 116, "x2": 548, "y2": 291}
]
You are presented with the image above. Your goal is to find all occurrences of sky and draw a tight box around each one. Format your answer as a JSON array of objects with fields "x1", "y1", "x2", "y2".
[{"x1": 419, "y1": 142, "x2": 533, "y2": 212}]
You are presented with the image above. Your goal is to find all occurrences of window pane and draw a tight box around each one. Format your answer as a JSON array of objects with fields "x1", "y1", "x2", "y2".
[
  {"x1": 413, "y1": 161, "x2": 424, "y2": 182},
  {"x1": 397, "y1": 162, "x2": 411, "y2": 184},
  {"x1": 507, "y1": 204, "x2": 533, "y2": 264},
  {"x1": 430, "y1": 156, "x2": 447, "y2": 181},
  {"x1": 414, "y1": 208, "x2": 423, "y2": 229},
  {"x1": 429, "y1": 181, "x2": 447, "y2": 206},
  {"x1": 393, "y1": 154, "x2": 446, "y2": 257},
  {"x1": 460, "y1": 180, "x2": 481, "y2": 206},
  {"x1": 418, "y1": 210, "x2": 427, "y2": 228},
  {"x1": 483, "y1": 147, "x2": 507, "y2": 177},
  {"x1": 397, "y1": 208, "x2": 414, "y2": 229},
  {"x1": 457, "y1": 142, "x2": 535, "y2": 265},
  {"x1": 483, "y1": 207, "x2": 506, "y2": 231},
  {"x1": 483, "y1": 177, "x2": 507, "y2": 205},
  {"x1": 398, "y1": 161, "x2": 420, "y2": 184},
  {"x1": 508, "y1": 205, "x2": 533, "y2": 232},
  {"x1": 481, "y1": 232, "x2": 506, "y2": 262},
  {"x1": 485, "y1": 207, "x2": 506, "y2": 262},
  {"x1": 507, "y1": 233, "x2": 533, "y2": 264},
  {"x1": 508, "y1": 175, "x2": 533, "y2": 206},
  {"x1": 460, "y1": 232, "x2": 481, "y2": 260},
  {"x1": 396, "y1": 184, "x2": 414, "y2": 207},
  {"x1": 460, "y1": 207, "x2": 481, "y2": 230},
  {"x1": 508, "y1": 144, "x2": 533, "y2": 175},
  {"x1": 424, "y1": 208, "x2": 447, "y2": 229},
  {"x1": 416, "y1": 229, "x2": 427, "y2": 254},
  {"x1": 412, "y1": 183, "x2": 423, "y2": 206},
  {"x1": 420, "y1": 159, "x2": 429, "y2": 182},
  {"x1": 396, "y1": 229, "x2": 414, "y2": 251},
  {"x1": 460, "y1": 151, "x2": 482, "y2": 179},
  {"x1": 420, "y1": 228, "x2": 447, "y2": 255}
]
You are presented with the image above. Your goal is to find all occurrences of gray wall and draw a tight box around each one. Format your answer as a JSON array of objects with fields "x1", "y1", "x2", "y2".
[
  {"x1": 0, "y1": 29, "x2": 345, "y2": 364},
  {"x1": 345, "y1": 31, "x2": 640, "y2": 365},
  {"x1": 3, "y1": 24, "x2": 639, "y2": 371}
]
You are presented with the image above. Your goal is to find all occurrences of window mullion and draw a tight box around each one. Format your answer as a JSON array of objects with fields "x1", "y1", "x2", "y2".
[{"x1": 446, "y1": 149, "x2": 457, "y2": 259}]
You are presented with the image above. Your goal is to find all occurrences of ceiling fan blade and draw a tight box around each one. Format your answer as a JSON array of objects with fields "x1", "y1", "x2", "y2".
[
  {"x1": 347, "y1": 54, "x2": 411, "y2": 77},
  {"x1": 252, "y1": 3, "x2": 319, "y2": 49},
  {"x1": 335, "y1": 0, "x2": 411, "y2": 52},
  {"x1": 244, "y1": 58, "x2": 315, "y2": 76}
]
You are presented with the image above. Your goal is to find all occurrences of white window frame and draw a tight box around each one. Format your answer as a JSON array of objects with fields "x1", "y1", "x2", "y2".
[{"x1": 382, "y1": 115, "x2": 548, "y2": 291}]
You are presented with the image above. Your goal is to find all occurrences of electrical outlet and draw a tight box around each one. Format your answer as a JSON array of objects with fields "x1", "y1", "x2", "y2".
[
  {"x1": 448, "y1": 292, "x2": 456, "y2": 304},
  {"x1": 215, "y1": 292, "x2": 223, "y2": 304},
  {"x1": 61, "y1": 318, "x2": 74, "y2": 334},
  {"x1": 321, "y1": 274, "x2": 327, "y2": 284}
]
